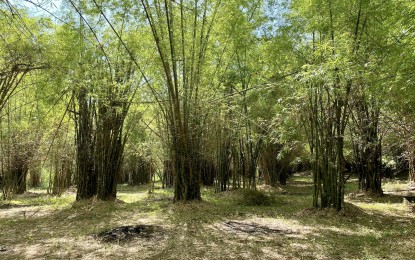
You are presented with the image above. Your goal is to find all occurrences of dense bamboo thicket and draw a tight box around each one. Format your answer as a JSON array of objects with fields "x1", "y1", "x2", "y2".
[{"x1": 0, "y1": 0, "x2": 414, "y2": 211}]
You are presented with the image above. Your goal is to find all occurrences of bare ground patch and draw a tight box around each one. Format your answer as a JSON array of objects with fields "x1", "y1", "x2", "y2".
[
  {"x1": 207, "y1": 217, "x2": 325, "y2": 259},
  {"x1": 213, "y1": 217, "x2": 312, "y2": 239},
  {"x1": 94, "y1": 224, "x2": 162, "y2": 243},
  {"x1": 0, "y1": 204, "x2": 53, "y2": 219},
  {"x1": 1, "y1": 221, "x2": 170, "y2": 259},
  {"x1": 2, "y1": 183, "x2": 415, "y2": 259},
  {"x1": 220, "y1": 220, "x2": 295, "y2": 235}
]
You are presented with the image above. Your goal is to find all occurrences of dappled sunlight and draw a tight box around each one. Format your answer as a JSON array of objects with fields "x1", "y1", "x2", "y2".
[
  {"x1": 1, "y1": 182, "x2": 415, "y2": 259},
  {"x1": 317, "y1": 224, "x2": 381, "y2": 238},
  {"x1": 8, "y1": 235, "x2": 170, "y2": 259},
  {"x1": 382, "y1": 180, "x2": 412, "y2": 193},
  {"x1": 0, "y1": 205, "x2": 171, "y2": 259},
  {"x1": 0, "y1": 204, "x2": 53, "y2": 219},
  {"x1": 212, "y1": 217, "x2": 312, "y2": 239},
  {"x1": 116, "y1": 190, "x2": 149, "y2": 204},
  {"x1": 208, "y1": 217, "x2": 333, "y2": 259},
  {"x1": 1, "y1": 0, "x2": 414, "y2": 258},
  {"x1": 352, "y1": 201, "x2": 414, "y2": 217}
]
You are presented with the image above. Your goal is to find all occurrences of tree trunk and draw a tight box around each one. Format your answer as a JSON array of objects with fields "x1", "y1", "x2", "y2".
[
  {"x1": 216, "y1": 140, "x2": 230, "y2": 192},
  {"x1": 162, "y1": 159, "x2": 174, "y2": 189},
  {"x1": 15, "y1": 166, "x2": 27, "y2": 194},
  {"x1": 96, "y1": 104, "x2": 125, "y2": 201},
  {"x1": 141, "y1": 0, "x2": 221, "y2": 201},
  {"x1": 201, "y1": 158, "x2": 215, "y2": 186},
  {"x1": 306, "y1": 82, "x2": 347, "y2": 209},
  {"x1": 29, "y1": 166, "x2": 41, "y2": 188},
  {"x1": 351, "y1": 98, "x2": 383, "y2": 196},
  {"x1": 259, "y1": 143, "x2": 290, "y2": 187},
  {"x1": 408, "y1": 144, "x2": 415, "y2": 183},
  {"x1": 75, "y1": 89, "x2": 96, "y2": 200},
  {"x1": 173, "y1": 142, "x2": 201, "y2": 201}
]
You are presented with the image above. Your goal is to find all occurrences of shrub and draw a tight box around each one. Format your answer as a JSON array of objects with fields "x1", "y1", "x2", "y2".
[{"x1": 241, "y1": 189, "x2": 272, "y2": 206}]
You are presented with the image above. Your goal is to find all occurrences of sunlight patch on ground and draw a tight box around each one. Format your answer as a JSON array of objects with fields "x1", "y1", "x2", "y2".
[
  {"x1": 353, "y1": 201, "x2": 413, "y2": 217},
  {"x1": 213, "y1": 217, "x2": 312, "y2": 239},
  {"x1": 208, "y1": 217, "x2": 332, "y2": 259},
  {"x1": 318, "y1": 224, "x2": 381, "y2": 238},
  {"x1": 1, "y1": 182, "x2": 415, "y2": 259},
  {"x1": 4, "y1": 223, "x2": 170, "y2": 259},
  {"x1": 117, "y1": 191, "x2": 149, "y2": 203},
  {"x1": 0, "y1": 205, "x2": 53, "y2": 219},
  {"x1": 382, "y1": 181, "x2": 411, "y2": 192},
  {"x1": 261, "y1": 247, "x2": 289, "y2": 259}
]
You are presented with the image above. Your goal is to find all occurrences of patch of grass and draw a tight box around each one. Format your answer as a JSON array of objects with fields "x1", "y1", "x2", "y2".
[
  {"x1": 382, "y1": 180, "x2": 410, "y2": 192},
  {"x1": 1, "y1": 178, "x2": 414, "y2": 259},
  {"x1": 15, "y1": 193, "x2": 74, "y2": 208},
  {"x1": 290, "y1": 175, "x2": 313, "y2": 183}
]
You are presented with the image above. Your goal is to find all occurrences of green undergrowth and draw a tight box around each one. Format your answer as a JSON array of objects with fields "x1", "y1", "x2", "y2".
[{"x1": 1, "y1": 178, "x2": 414, "y2": 259}]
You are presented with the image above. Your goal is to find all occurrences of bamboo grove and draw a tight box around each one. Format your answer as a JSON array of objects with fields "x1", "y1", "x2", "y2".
[{"x1": 0, "y1": 0, "x2": 414, "y2": 210}]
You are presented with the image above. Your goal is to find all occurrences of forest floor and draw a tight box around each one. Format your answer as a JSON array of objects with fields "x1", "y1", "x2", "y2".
[{"x1": 0, "y1": 176, "x2": 414, "y2": 259}]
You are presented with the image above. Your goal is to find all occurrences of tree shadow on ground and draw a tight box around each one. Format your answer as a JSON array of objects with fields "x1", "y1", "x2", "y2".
[
  {"x1": 0, "y1": 203, "x2": 33, "y2": 209},
  {"x1": 348, "y1": 193, "x2": 406, "y2": 204}
]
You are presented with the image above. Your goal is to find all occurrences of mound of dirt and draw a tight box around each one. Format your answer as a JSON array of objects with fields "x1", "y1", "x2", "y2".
[{"x1": 95, "y1": 225, "x2": 158, "y2": 243}]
